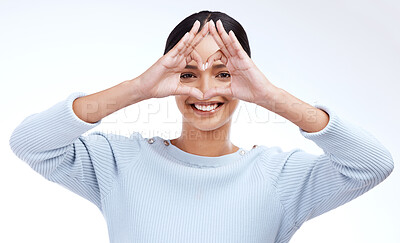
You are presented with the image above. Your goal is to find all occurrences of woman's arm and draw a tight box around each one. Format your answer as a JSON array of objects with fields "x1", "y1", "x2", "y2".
[
  {"x1": 9, "y1": 21, "x2": 211, "y2": 211},
  {"x1": 72, "y1": 77, "x2": 145, "y2": 124},
  {"x1": 257, "y1": 90, "x2": 394, "y2": 240},
  {"x1": 259, "y1": 86, "x2": 394, "y2": 183},
  {"x1": 8, "y1": 76, "x2": 145, "y2": 211}
]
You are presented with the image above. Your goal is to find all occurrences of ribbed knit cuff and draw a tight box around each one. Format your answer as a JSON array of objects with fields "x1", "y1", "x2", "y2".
[
  {"x1": 298, "y1": 103, "x2": 337, "y2": 139},
  {"x1": 65, "y1": 91, "x2": 102, "y2": 128},
  {"x1": 18, "y1": 92, "x2": 101, "y2": 150},
  {"x1": 297, "y1": 102, "x2": 385, "y2": 152},
  {"x1": 297, "y1": 102, "x2": 393, "y2": 182},
  {"x1": 9, "y1": 92, "x2": 103, "y2": 161},
  {"x1": 297, "y1": 102, "x2": 363, "y2": 153}
]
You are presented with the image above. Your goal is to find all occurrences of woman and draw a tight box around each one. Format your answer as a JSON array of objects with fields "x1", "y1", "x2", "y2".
[{"x1": 9, "y1": 10, "x2": 394, "y2": 243}]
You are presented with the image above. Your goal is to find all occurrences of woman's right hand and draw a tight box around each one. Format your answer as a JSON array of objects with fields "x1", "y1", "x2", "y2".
[{"x1": 135, "y1": 20, "x2": 209, "y2": 101}]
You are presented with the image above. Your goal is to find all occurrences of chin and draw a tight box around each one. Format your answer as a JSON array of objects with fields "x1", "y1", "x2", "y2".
[
  {"x1": 191, "y1": 121, "x2": 227, "y2": 132},
  {"x1": 181, "y1": 113, "x2": 232, "y2": 133}
]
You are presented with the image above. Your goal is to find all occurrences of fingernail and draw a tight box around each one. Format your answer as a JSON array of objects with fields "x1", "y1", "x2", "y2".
[
  {"x1": 205, "y1": 62, "x2": 209, "y2": 70},
  {"x1": 202, "y1": 63, "x2": 205, "y2": 71}
]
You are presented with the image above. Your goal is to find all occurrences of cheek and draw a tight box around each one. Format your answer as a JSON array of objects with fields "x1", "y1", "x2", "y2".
[
  {"x1": 175, "y1": 97, "x2": 189, "y2": 112},
  {"x1": 226, "y1": 100, "x2": 239, "y2": 114}
]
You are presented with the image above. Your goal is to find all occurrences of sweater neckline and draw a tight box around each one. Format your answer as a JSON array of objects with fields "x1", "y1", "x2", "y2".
[{"x1": 158, "y1": 137, "x2": 246, "y2": 168}]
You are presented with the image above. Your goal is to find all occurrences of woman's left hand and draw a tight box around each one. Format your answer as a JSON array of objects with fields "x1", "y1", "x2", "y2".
[{"x1": 203, "y1": 19, "x2": 279, "y2": 106}]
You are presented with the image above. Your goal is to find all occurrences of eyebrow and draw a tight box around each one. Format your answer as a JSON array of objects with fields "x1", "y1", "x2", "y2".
[{"x1": 184, "y1": 64, "x2": 227, "y2": 70}]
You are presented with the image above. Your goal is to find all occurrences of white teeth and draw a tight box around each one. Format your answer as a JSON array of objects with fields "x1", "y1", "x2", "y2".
[{"x1": 194, "y1": 103, "x2": 219, "y2": 111}]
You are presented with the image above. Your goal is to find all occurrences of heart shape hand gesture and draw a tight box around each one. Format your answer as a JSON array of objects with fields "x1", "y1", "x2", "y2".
[{"x1": 203, "y1": 19, "x2": 278, "y2": 105}]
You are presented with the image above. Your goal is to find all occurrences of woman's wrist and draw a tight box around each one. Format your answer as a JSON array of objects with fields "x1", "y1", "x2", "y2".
[
  {"x1": 125, "y1": 76, "x2": 149, "y2": 105},
  {"x1": 71, "y1": 78, "x2": 146, "y2": 124},
  {"x1": 255, "y1": 84, "x2": 283, "y2": 110},
  {"x1": 258, "y1": 87, "x2": 329, "y2": 133}
]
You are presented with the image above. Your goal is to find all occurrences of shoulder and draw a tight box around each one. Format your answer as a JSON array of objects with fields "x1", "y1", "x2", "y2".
[
  {"x1": 82, "y1": 130, "x2": 143, "y2": 160},
  {"x1": 256, "y1": 145, "x2": 306, "y2": 182},
  {"x1": 257, "y1": 145, "x2": 303, "y2": 165},
  {"x1": 85, "y1": 130, "x2": 143, "y2": 144}
]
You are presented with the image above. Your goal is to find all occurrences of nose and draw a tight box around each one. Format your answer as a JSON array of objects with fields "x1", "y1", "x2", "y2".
[
  {"x1": 182, "y1": 74, "x2": 213, "y2": 96},
  {"x1": 198, "y1": 76, "x2": 211, "y2": 95},
  {"x1": 196, "y1": 74, "x2": 227, "y2": 99}
]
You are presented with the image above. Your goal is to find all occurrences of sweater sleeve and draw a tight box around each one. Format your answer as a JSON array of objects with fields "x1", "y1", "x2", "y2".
[
  {"x1": 8, "y1": 92, "x2": 141, "y2": 212},
  {"x1": 270, "y1": 103, "x2": 394, "y2": 234}
]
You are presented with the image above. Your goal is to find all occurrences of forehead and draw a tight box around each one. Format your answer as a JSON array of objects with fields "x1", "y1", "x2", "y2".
[{"x1": 187, "y1": 34, "x2": 224, "y2": 66}]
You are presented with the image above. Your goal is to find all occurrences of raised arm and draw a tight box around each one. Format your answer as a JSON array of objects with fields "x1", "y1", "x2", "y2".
[
  {"x1": 260, "y1": 100, "x2": 394, "y2": 241},
  {"x1": 258, "y1": 82, "x2": 394, "y2": 224},
  {"x1": 8, "y1": 78, "x2": 145, "y2": 211},
  {"x1": 72, "y1": 78, "x2": 145, "y2": 124},
  {"x1": 9, "y1": 19, "x2": 212, "y2": 211}
]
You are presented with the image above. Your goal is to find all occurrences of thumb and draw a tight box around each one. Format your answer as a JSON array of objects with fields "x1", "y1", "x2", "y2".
[{"x1": 174, "y1": 83, "x2": 204, "y2": 100}]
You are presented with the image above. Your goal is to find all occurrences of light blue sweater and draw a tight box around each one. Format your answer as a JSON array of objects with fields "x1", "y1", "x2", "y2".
[{"x1": 9, "y1": 92, "x2": 394, "y2": 243}]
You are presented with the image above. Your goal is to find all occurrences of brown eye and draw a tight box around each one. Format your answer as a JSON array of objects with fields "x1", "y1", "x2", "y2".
[
  {"x1": 180, "y1": 73, "x2": 196, "y2": 79},
  {"x1": 217, "y1": 72, "x2": 231, "y2": 79}
]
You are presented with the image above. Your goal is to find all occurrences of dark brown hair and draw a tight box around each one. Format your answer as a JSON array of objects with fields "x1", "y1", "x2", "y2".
[{"x1": 163, "y1": 10, "x2": 251, "y2": 58}]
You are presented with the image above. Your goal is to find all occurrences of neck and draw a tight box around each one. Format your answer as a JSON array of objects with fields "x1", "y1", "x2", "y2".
[{"x1": 170, "y1": 120, "x2": 239, "y2": 157}]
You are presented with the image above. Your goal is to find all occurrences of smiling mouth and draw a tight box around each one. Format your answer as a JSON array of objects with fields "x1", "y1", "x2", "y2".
[{"x1": 189, "y1": 102, "x2": 225, "y2": 114}]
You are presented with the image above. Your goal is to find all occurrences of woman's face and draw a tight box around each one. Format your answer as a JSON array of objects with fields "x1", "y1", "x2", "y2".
[{"x1": 175, "y1": 34, "x2": 239, "y2": 132}]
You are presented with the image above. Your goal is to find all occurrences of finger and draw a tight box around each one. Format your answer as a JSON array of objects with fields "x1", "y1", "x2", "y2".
[
  {"x1": 229, "y1": 30, "x2": 249, "y2": 59},
  {"x1": 183, "y1": 21, "x2": 210, "y2": 57},
  {"x1": 208, "y1": 19, "x2": 232, "y2": 58},
  {"x1": 216, "y1": 19, "x2": 236, "y2": 57},
  {"x1": 203, "y1": 85, "x2": 233, "y2": 100},
  {"x1": 205, "y1": 50, "x2": 228, "y2": 70},
  {"x1": 177, "y1": 19, "x2": 201, "y2": 57},
  {"x1": 174, "y1": 84, "x2": 204, "y2": 100},
  {"x1": 186, "y1": 49, "x2": 204, "y2": 71},
  {"x1": 170, "y1": 20, "x2": 200, "y2": 58},
  {"x1": 170, "y1": 32, "x2": 190, "y2": 58},
  {"x1": 181, "y1": 20, "x2": 201, "y2": 55}
]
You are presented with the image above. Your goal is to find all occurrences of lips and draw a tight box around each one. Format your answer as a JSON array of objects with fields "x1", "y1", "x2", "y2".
[{"x1": 189, "y1": 102, "x2": 225, "y2": 115}]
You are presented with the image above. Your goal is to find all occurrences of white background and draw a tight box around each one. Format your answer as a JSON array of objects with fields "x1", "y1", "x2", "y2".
[{"x1": 1, "y1": 0, "x2": 399, "y2": 242}]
